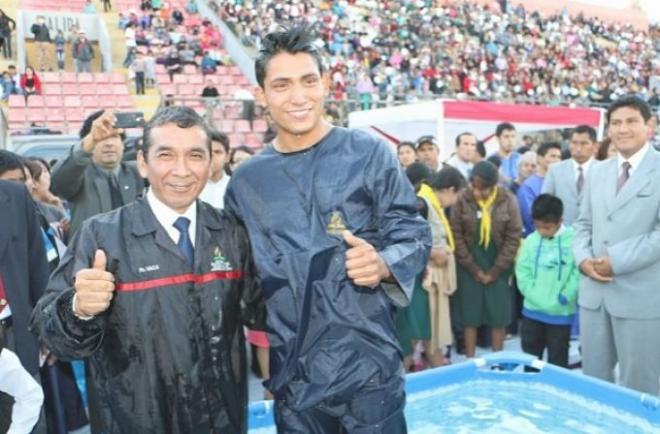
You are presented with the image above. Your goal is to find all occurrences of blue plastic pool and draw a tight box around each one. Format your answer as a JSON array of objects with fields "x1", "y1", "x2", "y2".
[{"x1": 248, "y1": 352, "x2": 660, "y2": 433}]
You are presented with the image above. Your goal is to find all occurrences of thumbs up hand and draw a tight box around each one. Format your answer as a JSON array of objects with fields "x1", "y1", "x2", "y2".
[
  {"x1": 343, "y1": 231, "x2": 391, "y2": 289},
  {"x1": 73, "y1": 249, "x2": 116, "y2": 317}
]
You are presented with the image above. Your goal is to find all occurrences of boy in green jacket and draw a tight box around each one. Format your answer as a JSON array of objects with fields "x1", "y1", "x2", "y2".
[{"x1": 515, "y1": 194, "x2": 579, "y2": 368}]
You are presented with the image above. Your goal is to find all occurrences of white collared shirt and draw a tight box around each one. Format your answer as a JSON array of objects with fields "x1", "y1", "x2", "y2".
[
  {"x1": 199, "y1": 174, "x2": 231, "y2": 210},
  {"x1": 446, "y1": 154, "x2": 473, "y2": 179},
  {"x1": 146, "y1": 188, "x2": 197, "y2": 247},
  {"x1": 618, "y1": 143, "x2": 650, "y2": 178},
  {"x1": 572, "y1": 157, "x2": 594, "y2": 181},
  {"x1": 0, "y1": 348, "x2": 44, "y2": 433}
]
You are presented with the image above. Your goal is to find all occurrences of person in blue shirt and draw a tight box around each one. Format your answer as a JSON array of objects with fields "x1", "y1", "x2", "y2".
[
  {"x1": 517, "y1": 142, "x2": 563, "y2": 237},
  {"x1": 515, "y1": 194, "x2": 579, "y2": 368},
  {"x1": 225, "y1": 26, "x2": 431, "y2": 433},
  {"x1": 493, "y1": 122, "x2": 521, "y2": 187}
]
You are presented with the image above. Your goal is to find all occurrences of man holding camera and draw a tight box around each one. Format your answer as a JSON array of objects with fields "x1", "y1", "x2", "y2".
[{"x1": 51, "y1": 110, "x2": 144, "y2": 236}]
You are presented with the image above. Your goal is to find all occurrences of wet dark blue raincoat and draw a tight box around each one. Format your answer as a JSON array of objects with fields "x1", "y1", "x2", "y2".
[
  {"x1": 30, "y1": 199, "x2": 264, "y2": 434},
  {"x1": 225, "y1": 127, "x2": 431, "y2": 423}
]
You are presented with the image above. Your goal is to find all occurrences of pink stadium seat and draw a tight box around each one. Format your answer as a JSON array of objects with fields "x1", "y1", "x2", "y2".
[
  {"x1": 111, "y1": 73, "x2": 125, "y2": 84},
  {"x1": 26, "y1": 95, "x2": 45, "y2": 107},
  {"x1": 188, "y1": 75, "x2": 203, "y2": 85},
  {"x1": 42, "y1": 72, "x2": 60, "y2": 82},
  {"x1": 220, "y1": 76, "x2": 234, "y2": 86},
  {"x1": 77, "y1": 73, "x2": 93, "y2": 83},
  {"x1": 26, "y1": 109, "x2": 46, "y2": 123},
  {"x1": 116, "y1": 96, "x2": 134, "y2": 108},
  {"x1": 61, "y1": 72, "x2": 78, "y2": 83},
  {"x1": 65, "y1": 108, "x2": 84, "y2": 122},
  {"x1": 95, "y1": 73, "x2": 111, "y2": 84},
  {"x1": 112, "y1": 85, "x2": 129, "y2": 95},
  {"x1": 156, "y1": 74, "x2": 170, "y2": 85},
  {"x1": 252, "y1": 119, "x2": 268, "y2": 133},
  {"x1": 159, "y1": 84, "x2": 176, "y2": 95},
  {"x1": 173, "y1": 74, "x2": 187, "y2": 84},
  {"x1": 228, "y1": 134, "x2": 245, "y2": 146},
  {"x1": 217, "y1": 66, "x2": 230, "y2": 76},
  {"x1": 156, "y1": 64, "x2": 166, "y2": 74},
  {"x1": 206, "y1": 76, "x2": 220, "y2": 85},
  {"x1": 44, "y1": 95, "x2": 61, "y2": 107},
  {"x1": 8, "y1": 95, "x2": 25, "y2": 108},
  {"x1": 235, "y1": 76, "x2": 250, "y2": 86},
  {"x1": 62, "y1": 84, "x2": 79, "y2": 95},
  {"x1": 67, "y1": 124, "x2": 82, "y2": 134},
  {"x1": 44, "y1": 83, "x2": 62, "y2": 94},
  {"x1": 64, "y1": 96, "x2": 82, "y2": 107},
  {"x1": 46, "y1": 110, "x2": 65, "y2": 121},
  {"x1": 177, "y1": 84, "x2": 195, "y2": 96},
  {"x1": 234, "y1": 120, "x2": 251, "y2": 133},
  {"x1": 229, "y1": 66, "x2": 242, "y2": 76},
  {"x1": 79, "y1": 84, "x2": 97, "y2": 95},
  {"x1": 244, "y1": 133, "x2": 262, "y2": 148},
  {"x1": 7, "y1": 109, "x2": 26, "y2": 122},
  {"x1": 219, "y1": 120, "x2": 234, "y2": 133},
  {"x1": 49, "y1": 122, "x2": 66, "y2": 131},
  {"x1": 183, "y1": 65, "x2": 197, "y2": 74},
  {"x1": 81, "y1": 96, "x2": 98, "y2": 107}
]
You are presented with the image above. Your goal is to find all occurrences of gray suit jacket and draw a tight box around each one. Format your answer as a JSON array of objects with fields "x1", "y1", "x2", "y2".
[
  {"x1": 542, "y1": 159, "x2": 582, "y2": 225},
  {"x1": 51, "y1": 145, "x2": 144, "y2": 236},
  {"x1": 573, "y1": 147, "x2": 660, "y2": 319}
]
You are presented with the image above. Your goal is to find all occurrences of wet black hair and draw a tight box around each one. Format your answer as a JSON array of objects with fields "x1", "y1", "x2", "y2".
[{"x1": 255, "y1": 26, "x2": 325, "y2": 88}]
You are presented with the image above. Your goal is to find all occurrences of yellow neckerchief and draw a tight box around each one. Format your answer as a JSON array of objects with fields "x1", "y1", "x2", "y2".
[
  {"x1": 418, "y1": 184, "x2": 455, "y2": 252},
  {"x1": 476, "y1": 186, "x2": 499, "y2": 249}
]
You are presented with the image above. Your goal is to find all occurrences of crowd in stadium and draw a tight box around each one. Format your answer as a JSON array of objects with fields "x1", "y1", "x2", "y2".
[
  {"x1": 221, "y1": 0, "x2": 660, "y2": 108},
  {"x1": 1, "y1": 1, "x2": 660, "y2": 433}
]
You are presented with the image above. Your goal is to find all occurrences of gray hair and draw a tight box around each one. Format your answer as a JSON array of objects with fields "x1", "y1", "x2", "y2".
[
  {"x1": 142, "y1": 106, "x2": 212, "y2": 160},
  {"x1": 518, "y1": 151, "x2": 537, "y2": 168}
]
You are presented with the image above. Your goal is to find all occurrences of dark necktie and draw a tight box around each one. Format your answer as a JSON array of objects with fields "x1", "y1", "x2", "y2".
[
  {"x1": 173, "y1": 217, "x2": 194, "y2": 268},
  {"x1": 108, "y1": 174, "x2": 124, "y2": 209},
  {"x1": 616, "y1": 162, "x2": 631, "y2": 194},
  {"x1": 576, "y1": 166, "x2": 584, "y2": 194}
]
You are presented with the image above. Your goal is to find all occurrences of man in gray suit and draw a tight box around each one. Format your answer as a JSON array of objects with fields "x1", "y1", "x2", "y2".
[
  {"x1": 574, "y1": 96, "x2": 660, "y2": 395},
  {"x1": 51, "y1": 110, "x2": 144, "y2": 236},
  {"x1": 542, "y1": 125, "x2": 599, "y2": 225}
]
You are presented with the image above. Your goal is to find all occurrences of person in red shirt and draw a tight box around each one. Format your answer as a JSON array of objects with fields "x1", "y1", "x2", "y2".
[{"x1": 20, "y1": 66, "x2": 42, "y2": 101}]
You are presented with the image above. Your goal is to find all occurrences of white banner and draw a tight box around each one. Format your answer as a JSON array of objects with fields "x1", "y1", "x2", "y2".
[{"x1": 21, "y1": 10, "x2": 102, "y2": 41}]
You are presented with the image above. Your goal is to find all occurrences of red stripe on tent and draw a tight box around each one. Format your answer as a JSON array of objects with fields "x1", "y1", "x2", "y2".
[
  {"x1": 116, "y1": 270, "x2": 244, "y2": 292},
  {"x1": 443, "y1": 101, "x2": 601, "y2": 126},
  {"x1": 371, "y1": 126, "x2": 401, "y2": 145}
]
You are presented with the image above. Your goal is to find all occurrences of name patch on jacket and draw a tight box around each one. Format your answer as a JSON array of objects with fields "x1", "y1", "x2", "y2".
[{"x1": 210, "y1": 247, "x2": 233, "y2": 271}]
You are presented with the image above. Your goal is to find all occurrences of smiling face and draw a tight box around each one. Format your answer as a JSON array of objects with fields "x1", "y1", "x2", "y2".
[
  {"x1": 607, "y1": 106, "x2": 653, "y2": 159},
  {"x1": 138, "y1": 123, "x2": 211, "y2": 214},
  {"x1": 256, "y1": 51, "x2": 329, "y2": 149}
]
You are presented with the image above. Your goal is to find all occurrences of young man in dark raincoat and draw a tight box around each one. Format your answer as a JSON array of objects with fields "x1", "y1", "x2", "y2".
[
  {"x1": 225, "y1": 27, "x2": 432, "y2": 433},
  {"x1": 31, "y1": 107, "x2": 264, "y2": 434}
]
